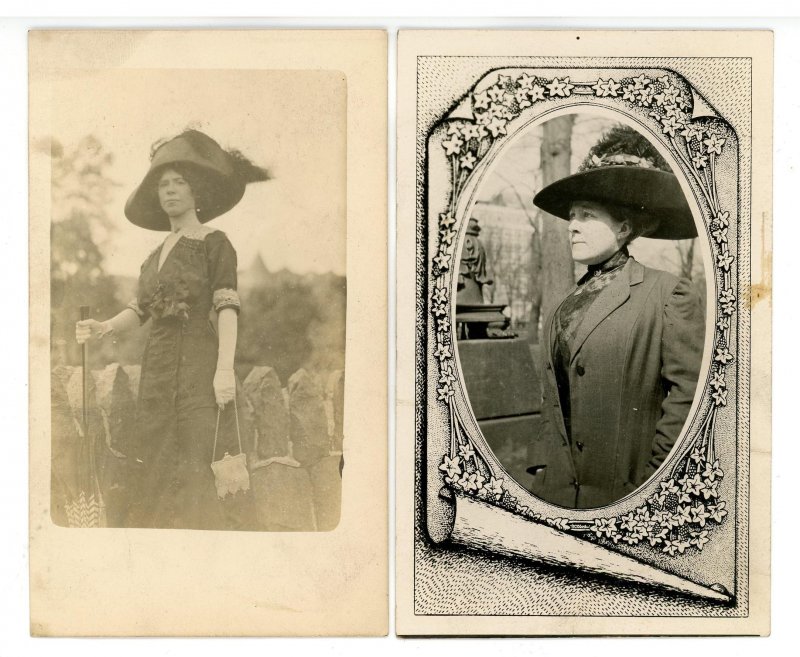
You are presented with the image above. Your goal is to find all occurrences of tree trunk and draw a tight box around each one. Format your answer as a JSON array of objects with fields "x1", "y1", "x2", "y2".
[{"x1": 528, "y1": 116, "x2": 576, "y2": 343}]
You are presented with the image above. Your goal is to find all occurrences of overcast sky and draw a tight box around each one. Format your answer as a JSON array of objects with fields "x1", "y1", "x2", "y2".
[{"x1": 43, "y1": 68, "x2": 346, "y2": 276}]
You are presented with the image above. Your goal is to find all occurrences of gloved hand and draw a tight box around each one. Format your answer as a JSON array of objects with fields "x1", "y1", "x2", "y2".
[{"x1": 213, "y1": 368, "x2": 236, "y2": 407}]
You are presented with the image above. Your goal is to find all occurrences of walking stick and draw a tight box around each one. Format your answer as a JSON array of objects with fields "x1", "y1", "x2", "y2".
[{"x1": 66, "y1": 305, "x2": 106, "y2": 527}]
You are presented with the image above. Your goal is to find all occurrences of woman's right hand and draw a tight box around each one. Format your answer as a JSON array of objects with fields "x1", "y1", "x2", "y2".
[{"x1": 75, "y1": 319, "x2": 107, "y2": 344}]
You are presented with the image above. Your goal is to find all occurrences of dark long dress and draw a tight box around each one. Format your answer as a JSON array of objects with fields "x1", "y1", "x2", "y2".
[{"x1": 123, "y1": 226, "x2": 243, "y2": 529}]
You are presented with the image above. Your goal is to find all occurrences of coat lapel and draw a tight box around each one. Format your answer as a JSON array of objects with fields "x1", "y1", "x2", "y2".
[{"x1": 569, "y1": 258, "x2": 643, "y2": 364}]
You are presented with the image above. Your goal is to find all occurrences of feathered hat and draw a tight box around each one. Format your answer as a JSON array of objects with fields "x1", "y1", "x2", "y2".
[
  {"x1": 124, "y1": 129, "x2": 269, "y2": 231},
  {"x1": 532, "y1": 125, "x2": 696, "y2": 240}
]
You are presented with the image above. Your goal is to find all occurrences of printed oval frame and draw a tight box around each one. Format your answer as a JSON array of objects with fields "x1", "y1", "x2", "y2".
[{"x1": 427, "y1": 68, "x2": 737, "y2": 558}]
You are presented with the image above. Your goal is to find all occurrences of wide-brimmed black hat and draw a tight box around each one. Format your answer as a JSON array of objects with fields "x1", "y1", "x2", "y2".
[
  {"x1": 532, "y1": 126, "x2": 697, "y2": 240},
  {"x1": 125, "y1": 130, "x2": 268, "y2": 231}
]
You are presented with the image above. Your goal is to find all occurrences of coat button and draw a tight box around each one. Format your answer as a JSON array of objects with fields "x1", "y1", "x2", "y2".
[
  {"x1": 572, "y1": 479, "x2": 580, "y2": 489},
  {"x1": 546, "y1": 362, "x2": 552, "y2": 370},
  {"x1": 576, "y1": 441, "x2": 584, "y2": 451},
  {"x1": 576, "y1": 364, "x2": 585, "y2": 376}
]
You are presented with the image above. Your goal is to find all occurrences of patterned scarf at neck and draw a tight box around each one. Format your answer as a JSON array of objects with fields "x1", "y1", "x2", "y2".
[{"x1": 584, "y1": 247, "x2": 630, "y2": 281}]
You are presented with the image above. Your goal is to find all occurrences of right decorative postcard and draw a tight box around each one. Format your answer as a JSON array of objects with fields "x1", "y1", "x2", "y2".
[{"x1": 397, "y1": 29, "x2": 772, "y2": 636}]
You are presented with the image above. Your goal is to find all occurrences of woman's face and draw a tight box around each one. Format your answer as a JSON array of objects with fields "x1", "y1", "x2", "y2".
[
  {"x1": 568, "y1": 201, "x2": 630, "y2": 265},
  {"x1": 157, "y1": 168, "x2": 196, "y2": 218}
]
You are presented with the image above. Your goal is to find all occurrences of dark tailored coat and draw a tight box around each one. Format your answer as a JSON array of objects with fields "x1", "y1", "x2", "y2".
[{"x1": 530, "y1": 257, "x2": 704, "y2": 509}]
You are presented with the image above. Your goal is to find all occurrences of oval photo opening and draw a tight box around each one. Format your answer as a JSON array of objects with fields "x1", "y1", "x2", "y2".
[{"x1": 455, "y1": 113, "x2": 708, "y2": 510}]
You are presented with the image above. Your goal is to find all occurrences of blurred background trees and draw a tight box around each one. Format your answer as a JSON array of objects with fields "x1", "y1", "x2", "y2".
[{"x1": 50, "y1": 135, "x2": 346, "y2": 384}]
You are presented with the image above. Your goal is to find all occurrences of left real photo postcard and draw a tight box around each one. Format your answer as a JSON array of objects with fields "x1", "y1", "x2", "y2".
[{"x1": 28, "y1": 29, "x2": 388, "y2": 637}]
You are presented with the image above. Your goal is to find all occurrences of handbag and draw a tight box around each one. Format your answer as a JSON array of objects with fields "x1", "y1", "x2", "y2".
[{"x1": 210, "y1": 397, "x2": 251, "y2": 499}]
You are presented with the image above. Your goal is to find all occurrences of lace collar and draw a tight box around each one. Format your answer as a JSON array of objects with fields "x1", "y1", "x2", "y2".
[{"x1": 168, "y1": 225, "x2": 218, "y2": 241}]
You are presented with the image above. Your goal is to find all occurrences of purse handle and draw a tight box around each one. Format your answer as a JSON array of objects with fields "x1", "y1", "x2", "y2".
[{"x1": 211, "y1": 396, "x2": 243, "y2": 463}]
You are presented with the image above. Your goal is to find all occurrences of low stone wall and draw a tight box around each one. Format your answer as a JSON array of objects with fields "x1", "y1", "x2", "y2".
[{"x1": 50, "y1": 363, "x2": 345, "y2": 531}]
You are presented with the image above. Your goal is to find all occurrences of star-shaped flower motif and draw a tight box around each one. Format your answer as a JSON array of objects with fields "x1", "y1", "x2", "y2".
[
  {"x1": 712, "y1": 389, "x2": 728, "y2": 407},
  {"x1": 620, "y1": 512, "x2": 638, "y2": 532},
  {"x1": 457, "y1": 441, "x2": 475, "y2": 462},
  {"x1": 716, "y1": 316, "x2": 730, "y2": 332},
  {"x1": 433, "y1": 252, "x2": 451, "y2": 272},
  {"x1": 702, "y1": 459, "x2": 724, "y2": 483},
  {"x1": 692, "y1": 153, "x2": 709, "y2": 169},
  {"x1": 662, "y1": 539, "x2": 679, "y2": 556},
  {"x1": 621, "y1": 83, "x2": 638, "y2": 102},
  {"x1": 488, "y1": 103, "x2": 509, "y2": 119},
  {"x1": 434, "y1": 342, "x2": 452, "y2": 361},
  {"x1": 659, "y1": 478, "x2": 679, "y2": 496},
  {"x1": 722, "y1": 301, "x2": 736, "y2": 316},
  {"x1": 714, "y1": 210, "x2": 730, "y2": 229},
  {"x1": 634, "y1": 506, "x2": 651, "y2": 523},
  {"x1": 683, "y1": 472, "x2": 705, "y2": 496},
  {"x1": 546, "y1": 76, "x2": 574, "y2": 97},
  {"x1": 460, "y1": 123, "x2": 482, "y2": 141},
  {"x1": 432, "y1": 287, "x2": 448, "y2": 305},
  {"x1": 657, "y1": 75, "x2": 671, "y2": 87},
  {"x1": 496, "y1": 73, "x2": 513, "y2": 88},
  {"x1": 680, "y1": 122, "x2": 705, "y2": 142},
  {"x1": 674, "y1": 505, "x2": 693, "y2": 526},
  {"x1": 592, "y1": 517, "x2": 618, "y2": 539},
  {"x1": 529, "y1": 84, "x2": 547, "y2": 101},
  {"x1": 708, "y1": 501, "x2": 728, "y2": 523},
  {"x1": 437, "y1": 384, "x2": 454, "y2": 402},
  {"x1": 719, "y1": 287, "x2": 736, "y2": 303},
  {"x1": 438, "y1": 364, "x2": 456, "y2": 386},
  {"x1": 437, "y1": 315, "x2": 451, "y2": 333},
  {"x1": 439, "y1": 226, "x2": 457, "y2": 245},
  {"x1": 662, "y1": 84, "x2": 681, "y2": 105},
  {"x1": 473, "y1": 89, "x2": 492, "y2": 110},
  {"x1": 592, "y1": 78, "x2": 621, "y2": 97},
  {"x1": 690, "y1": 505, "x2": 711, "y2": 528},
  {"x1": 439, "y1": 455, "x2": 462, "y2": 480},
  {"x1": 714, "y1": 346, "x2": 734, "y2": 364},
  {"x1": 637, "y1": 87, "x2": 655, "y2": 106},
  {"x1": 458, "y1": 471, "x2": 485, "y2": 493},
  {"x1": 459, "y1": 152, "x2": 477, "y2": 170},
  {"x1": 439, "y1": 213, "x2": 456, "y2": 229},
  {"x1": 716, "y1": 251, "x2": 734, "y2": 271},
  {"x1": 442, "y1": 135, "x2": 464, "y2": 156},
  {"x1": 704, "y1": 133, "x2": 726, "y2": 155},
  {"x1": 660, "y1": 114, "x2": 683, "y2": 138},
  {"x1": 712, "y1": 227, "x2": 728, "y2": 244},
  {"x1": 487, "y1": 85, "x2": 506, "y2": 103},
  {"x1": 486, "y1": 476, "x2": 505, "y2": 500},
  {"x1": 632, "y1": 74, "x2": 652, "y2": 90},
  {"x1": 446, "y1": 122, "x2": 463, "y2": 136},
  {"x1": 516, "y1": 72, "x2": 535, "y2": 90},
  {"x1": 710, "y1": 370, "x2": 726, "y2": 391},
  {"x1": 515, "y1": 88, "x2": 532, "y2": 109},
  {"x1": 690, "y1": 529, "x2": 710, "y2": 550},
  {"x1": 690, "y1": 446, "x2": 705, "y2": 464},
  {"x1": 700, "y1": 479, "x2": 720, "y2": 500},
  {"x1": 486, "y1": 115, "x2": 508, "y2": 138}
]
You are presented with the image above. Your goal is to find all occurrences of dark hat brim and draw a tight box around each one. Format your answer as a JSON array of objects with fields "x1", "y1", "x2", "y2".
[
  {"x1": 532, "y1": 166, "x2": 697, "y2": 240},
  {"x1": 124, "y1": 132, "x2": 247, "y2": 231}
]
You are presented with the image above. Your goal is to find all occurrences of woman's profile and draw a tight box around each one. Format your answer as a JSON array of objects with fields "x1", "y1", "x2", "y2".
[
  {"x1": 75, "y1": 129, "x2": 268, "y2": 529},
  {"x1": 529, "y1": 125, "x2": 705, "y2": 510}
]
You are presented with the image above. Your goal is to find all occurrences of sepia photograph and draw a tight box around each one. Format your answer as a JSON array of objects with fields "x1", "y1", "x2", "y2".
[
  {"x1": 29, "y1": 29, "x2": 387, "y2": 637},
  {"x1": 46, "y1": 68, "x2": 347, "y2": 532}
]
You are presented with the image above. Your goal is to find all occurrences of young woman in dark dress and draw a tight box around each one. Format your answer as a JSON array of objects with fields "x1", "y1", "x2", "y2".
[
  {"x1": 529, "y1": 126, "x2": 705, "y2": 510},
  {"x1": 76, "y1": 130, "x2": 267, "y2": 529}
]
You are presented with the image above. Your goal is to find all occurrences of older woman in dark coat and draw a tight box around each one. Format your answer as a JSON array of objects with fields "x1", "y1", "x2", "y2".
[{"x1": 529, "y1": 126, "x2": 705, "y2": 509}]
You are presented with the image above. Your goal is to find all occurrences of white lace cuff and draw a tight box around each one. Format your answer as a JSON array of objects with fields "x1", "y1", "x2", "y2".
[{"x1": 213, "y1": 288, "x2": 241, "y2": 313}]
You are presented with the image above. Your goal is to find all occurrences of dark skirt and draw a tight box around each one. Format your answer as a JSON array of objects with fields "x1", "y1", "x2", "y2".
[{"x1": 125, "y1": 317, "x2": 252, "y2": 530}]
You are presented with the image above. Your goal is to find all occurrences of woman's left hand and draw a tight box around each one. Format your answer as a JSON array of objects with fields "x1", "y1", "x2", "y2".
[{"x1": 213, "y1": 368, "x2": 236, "y2": 407}]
